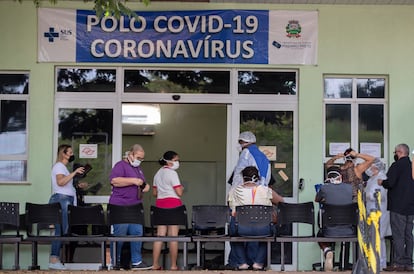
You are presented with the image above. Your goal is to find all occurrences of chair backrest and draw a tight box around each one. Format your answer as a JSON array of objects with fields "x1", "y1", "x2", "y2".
[
  {"x1": 150, "y1": 205, "x2": 188, "y2": 231},
  {"x1": 235, "y1": 205, "x2": 274, "y2": 237},
  {"x1": 320, "y1": 203, "x2": 359, "y2": 229},
  {"x1": 25, "y1": 202, "x2": 62, "y2": 236},
  {"x1": 276, "y1": 201, "x2": 315, "y2": 237},
  {"x1": 0, "y1": 202, "x2": 20, "y2": 236},
  {"x1": 67, "y1": 204, "x2": 107, "y2": 236},
  {"x1": 192, "y1": 205, "x2": 229, "y2": 235},
  {"x1": 107, "y1": 203, "x2": 145, "y2": 227}
]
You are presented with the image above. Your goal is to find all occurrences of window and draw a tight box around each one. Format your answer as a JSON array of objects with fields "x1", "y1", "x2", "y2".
[
  {"x1": 324, "y1": 76, "x2": 387, "y2": 159},
  {"x1": 0, "y1": 72, "x2": 29, "y2": 182},
  {"x1": 238, "y1": 71, "x2": 297, "y2": 95},
  {"x1": 124, "y1": 69, "x2": 230, "y2": 94},
  {"x1": 56, "y1": 68, "x2": 116, "y2": 92}
]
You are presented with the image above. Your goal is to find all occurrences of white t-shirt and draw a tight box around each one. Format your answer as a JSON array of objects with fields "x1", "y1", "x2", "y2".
[
  {"x1": 153, "y1": 166, "x2": 182, "y2": 200},
  {"x1": 51, "y1": 162, "x2": 76, "y2": 197},
  {"x1": 228, "y1": 183, "x2": 273, "y2": 214}
]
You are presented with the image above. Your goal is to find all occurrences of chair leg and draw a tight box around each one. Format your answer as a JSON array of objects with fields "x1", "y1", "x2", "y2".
[
  {"x1": 13, "y1": 243, "x2": 20, "y2": 270},
  {"x1": 29, "y1": 242, "x2": 40, "y2": 270},
  {"x1": 0, "y1": 243, "x2": 3, "y2": 270},
  {"x1": 280, "y1": 242, "x2": 285, "y2": 271}
]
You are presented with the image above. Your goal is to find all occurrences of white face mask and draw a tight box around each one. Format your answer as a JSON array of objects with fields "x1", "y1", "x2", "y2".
[
  {"x1": 131, "y1": 159, "x2": 141, "y2": 167},
  {"x1": 329, "y1": 177, "x2": 341, "y2": 184},
  {"x1": 236, "y1": 144, "x2": 243, "y2": 152},
  {"x1": 169, "y1": 161, "x2": 180, "y2": 170}
]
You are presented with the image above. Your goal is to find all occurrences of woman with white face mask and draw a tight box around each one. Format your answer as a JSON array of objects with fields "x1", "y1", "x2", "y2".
[
  {"x1": 108, "y1": 144, "x2": 151, "y2": 270},
  {"x1": 152, "y1": 150, "x2": 183, "y2": 270}
]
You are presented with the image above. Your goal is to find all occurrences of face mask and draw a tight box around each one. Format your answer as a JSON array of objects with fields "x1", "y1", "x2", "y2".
[
  {"x1": 68, "y1": 155, "x2": 75, "y2": 163},
  {"x1": 236, "y1": 144, "x2": 243, "y2": 152},
  {"x1": 169, "y1": 161, "x2": 180, "y2": 170},
  {"x1": 365, "y1": 168, "x2": 373, "y2": 177},
  {"x1": 131, "y1": 159, "x2": 141, "y2": 167},
  {"x1": 394, "y1": 154, "x2": 399, "y2": 162},
  {"x1": 329, "y1": 178, "x2": 341, "y2": 184}
]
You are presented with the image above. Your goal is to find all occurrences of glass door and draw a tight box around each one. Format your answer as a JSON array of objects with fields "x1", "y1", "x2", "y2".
[{"x1": 230, "y1": 103, "x2": 298, "y2": 270}]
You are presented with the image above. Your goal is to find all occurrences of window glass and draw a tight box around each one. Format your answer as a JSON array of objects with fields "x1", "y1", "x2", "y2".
[
  {"x1": 238, "y1": 71, "x2": 296, "y2": 95},
  {"x1": 324, "y1": 78, "x2": 352, "y2": 98},
  {"x1": 58, "y1": 108, "x2": 113, "y2": 195},
  {"x1": 0, "y1": 72, "x2": 29, "y2": 183},
  {"x1": 359, "y1": 104, "x2": 384, "y2": 157},
  {"x1": 325, "y1": 104, "x2": 351, "y2": 156},
  {"x1": 0, "y1": 73, "x2": 29, "y2": 94},
  {"x1": 56, "y1": 68, "x2": 116, "y2": 92},
  {"x1": 124, "y1": 69, "x2": 230, "y2": 94},
  {"x1": 240, "y1": 110, "x2": 294, "y2": 197},
  {"x1": 0, "y1": 160, "x2": 26, "y2": 181},
  {"x1": 0, "y1": 100, "x2": 27, "y2": 155},
  {"x1": 357, "y1": 78, "x2": 385, "y2": 98}
]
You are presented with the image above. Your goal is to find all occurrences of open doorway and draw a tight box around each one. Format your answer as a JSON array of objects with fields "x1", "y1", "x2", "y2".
[{"x1": 121, "y1": 103, "x2": 228, "y2": 212}]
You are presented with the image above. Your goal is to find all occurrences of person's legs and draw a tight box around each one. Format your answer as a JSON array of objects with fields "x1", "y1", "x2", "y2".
[
  {"x1": 403, "y1": 215, "x2": 414, "y2": 268},
  {"x1": 231, "y1": 242, "x2": 248, "y2": 269},
  {"x1": 152, "y1": 225, "x2": 167, "y2": 270},
  {"x1": 167, "y1": 225, "x2": 180, "y2": 270},
  {"x1": 111, "y1": 224, "x2": 128, "y2": 266},
  {"x1": 390, "y1": 212, "x2": 406, "y2": 267},
  {"x1": 48, "y1": 193, "x2": 73, "y2": 269},
  {"x1": 128, "y1": 224, "x2": 143, "y2": 265}
]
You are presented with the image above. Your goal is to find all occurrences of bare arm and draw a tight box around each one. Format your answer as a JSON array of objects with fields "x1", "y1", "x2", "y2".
[
  {"x1": 111, "y1": 177, "x2": 143, "y2": 187},
  {"x1": 56, "y1": 166, "x2": 84, "y2": 186},
  {"x1": 174, "y1": 185, "x2": 184, "y2": 197},
  {"x1": 325, "y1": 153, "x2": 343, "y2": 168},
  {"x1": 271, "y1": 189, "x2": 284, "y2": 204},
  {"x1": 352, "y1": 151, "x2": 375, "y2": 178}
]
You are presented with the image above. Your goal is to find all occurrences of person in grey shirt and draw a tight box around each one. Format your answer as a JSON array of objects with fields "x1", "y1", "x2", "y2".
[{"x1": 315, "y1": 166, "x2": 354, "y2": 271}]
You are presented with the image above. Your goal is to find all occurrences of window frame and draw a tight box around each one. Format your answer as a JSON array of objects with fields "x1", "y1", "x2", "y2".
[
  {"x1": 323, "y1": 74, "x2": 388, "y2": 162},
  {"x1": 0, "y1": 71, "x2": 30, "y2": 184}
]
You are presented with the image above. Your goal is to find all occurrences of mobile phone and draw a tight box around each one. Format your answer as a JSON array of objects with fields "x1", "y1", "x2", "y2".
[{"x1": 83, "y1": 164, "x2": 92, "y2": 175}]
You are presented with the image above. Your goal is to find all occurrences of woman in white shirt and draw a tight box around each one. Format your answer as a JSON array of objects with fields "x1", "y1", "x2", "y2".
[
  {"x1": 48, "y1": 144, "x2": 86, "y2": 270},
  {"x1": 152, "y1": 150, "x2": 183, "y2": 270}
]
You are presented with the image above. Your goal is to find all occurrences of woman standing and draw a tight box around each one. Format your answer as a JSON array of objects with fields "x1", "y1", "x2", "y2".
[
  {"x1": 152, "y1": 151, "x2": 183, "y2": 270},
  {"x1": 48, "y1": 144, "x2": 86, "y2": 270}
]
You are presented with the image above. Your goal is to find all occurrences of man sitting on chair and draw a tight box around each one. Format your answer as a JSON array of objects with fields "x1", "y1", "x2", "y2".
[{"x1": 315, "y1": 166, "x2": 354, "y2": 271}]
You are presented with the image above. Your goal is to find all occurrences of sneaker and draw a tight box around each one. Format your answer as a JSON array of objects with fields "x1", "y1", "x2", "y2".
[
  {"x1": 131, "y1": 261, "x2": 152, "y2": 270},
  {"x1": 48, "y1": 261, "x2": 66, "y2": 270},
  {"x1": 324, "y1": 249, "x2": 334, "y2": 271},
  {"x1": 238, "y1": 263, "x2": 249, "y2": 270}
]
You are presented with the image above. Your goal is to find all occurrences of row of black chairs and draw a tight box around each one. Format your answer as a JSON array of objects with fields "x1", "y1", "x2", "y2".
[
  {"x1": 0, "y1": 202, "x2": 276, "y2": 270},
  {"x1": 0, "y1": 201, "x2": 358, "y2": 271}
]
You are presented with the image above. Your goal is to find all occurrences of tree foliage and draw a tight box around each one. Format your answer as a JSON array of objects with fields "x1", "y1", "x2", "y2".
[{"x1": 16, "y1": 0, "x2": 150, "y2": 19}]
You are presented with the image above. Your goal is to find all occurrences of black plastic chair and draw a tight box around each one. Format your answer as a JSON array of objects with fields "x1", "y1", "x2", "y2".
[
  {"x1": 318, "y1": 203, "x2": 359, "y2": 271},
  {"x1": 0, "y1": 202, "x2": 21, "y2": 270},
  {"x1": 235, "y1": 205, "x2": 274, "y2": 237},
  {"x1": 191, "y1": 205, "x2": 229, "y2": 269},
  {"x1": 150, "y1": 205, "x2": 190, "y2": 269},
  {"x1": 276, "y1": 201, "x2": 315, "y2": 271},
  {"x1": 234, "y1": 205, "x2": 275, "y2": 269},
  {"x1": 25, "y1": 202, "x2": 62, "y2": 270},
  {"x1": 107, "y1": 203, "x2": 145, "y2": 270},
  {"x1": 66, "y1": 204, "x2": 107, "y2": 267}
]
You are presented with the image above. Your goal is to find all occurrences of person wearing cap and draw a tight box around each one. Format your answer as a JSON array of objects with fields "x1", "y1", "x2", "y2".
[
  {"x1": 325, "y1": 148, "x2": 375, "y2": 202},
  {"x1": 315, "y1": 166, "x2": 354, "y2": 271},
  {"x1": 228, "y1": 166, "x2": 283, "y2": 270},
  {"x1": 231, "y1": 131, "x2": 271, "y2": 187},
  {"x1": 364, "y1": 158, "x2": 391, "y2": 270},
  {"x1": 380, "y1": 144, "x2": 414, "y2": 272}
]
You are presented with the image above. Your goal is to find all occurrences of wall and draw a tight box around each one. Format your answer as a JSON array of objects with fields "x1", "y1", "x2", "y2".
[{"x1": 1, "y1": 0, "x2": 414, "y2": 270}]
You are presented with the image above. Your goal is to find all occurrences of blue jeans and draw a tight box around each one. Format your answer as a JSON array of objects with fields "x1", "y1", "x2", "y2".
[
  {"x1": 110, "y1": 223, "x2": 144, "y2": 265},
  {"x1": 48, "y1": 193, "x2": 74, "y2": 258},
  {"x1": 229, "y1": 216, "x2": 270, "y2": 266}
]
